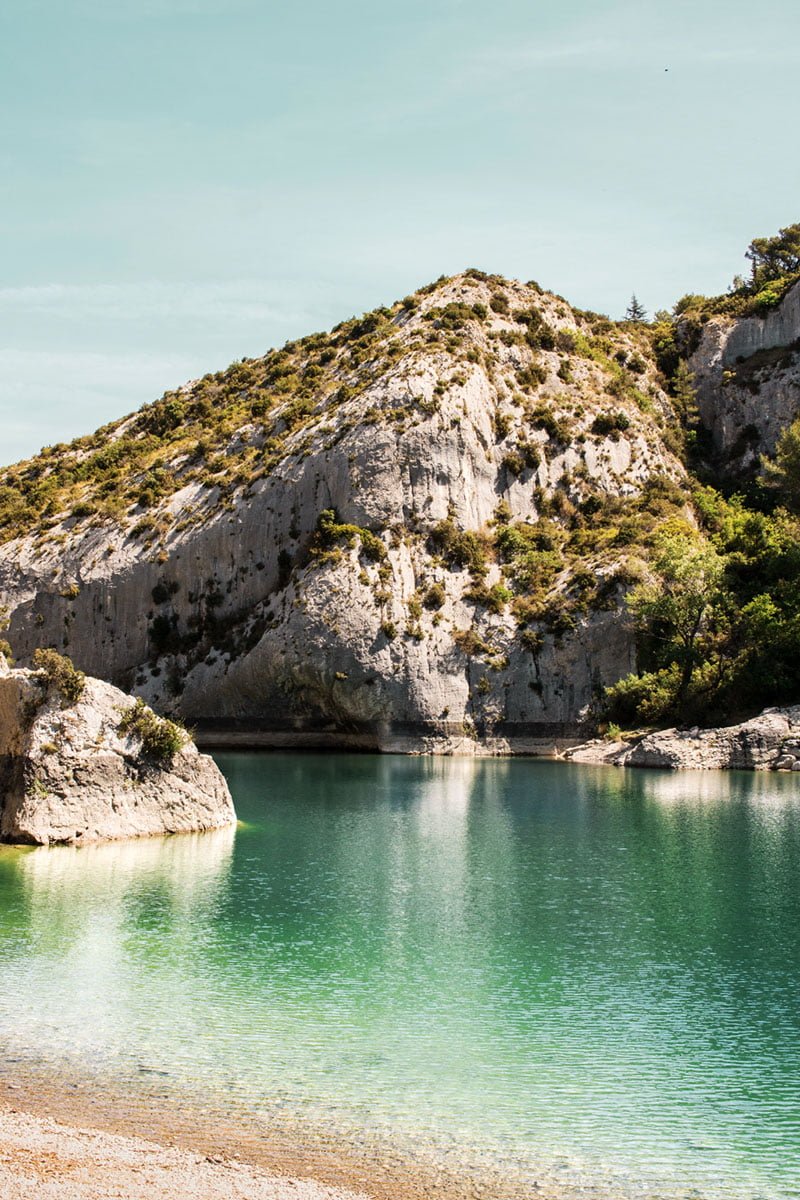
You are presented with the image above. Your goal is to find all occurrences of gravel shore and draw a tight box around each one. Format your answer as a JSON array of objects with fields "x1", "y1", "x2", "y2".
[{"x1": 0, "y1": 1104, "x2": 370, "y2": 1200}]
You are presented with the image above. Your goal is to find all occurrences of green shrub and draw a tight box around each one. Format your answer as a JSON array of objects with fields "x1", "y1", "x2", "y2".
[
  {"x1": 152, "y1": 579, "x2": 180, "y2": 605},
  {"x1": 502, "y1": 450, "x2": 525, "y2": 476},
  {"x1": 32, "y1": 648, "x2": 85, "y2": 706},
  {"x1": 310, "y1": 509, "x2": 387, "y2": 563},
  {"x1": 423, "y1": 582, "x2": 446, "y2": 609},
  {"x1": 427, "y1": 519, "x2": 489, "y2": 578},
  {"x1": 604, "y1": 666, "x2": 682, "y2": 725},
  {"x1": 517, "y1": 362, "x2": 547, "y2": 390},
  {"x1": 527, "y1": 404, "x2": 572, "y2": 443},
  {"x1": 519, "y1": 627, "x2": 543, "y2": 654},
  {"x1": 494, "y1": 411, "x2": 513, "y2": 440},
  {"x1": 591, "y1": 410, "x2": 631, "y2": 437},
  {"x1": 452, "y1": 627, "x2": 492, "y2": 656},
  {"x1": 118, "y1": 698, "x2": 186, "y2": 764},
  {"x1": 465, "y1": 582, "x2": 512, "y2": 613}
]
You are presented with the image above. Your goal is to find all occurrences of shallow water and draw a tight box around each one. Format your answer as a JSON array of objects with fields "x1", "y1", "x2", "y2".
[{"x1": 0, "y1": 755, "x2": 799, "y2": 1198}]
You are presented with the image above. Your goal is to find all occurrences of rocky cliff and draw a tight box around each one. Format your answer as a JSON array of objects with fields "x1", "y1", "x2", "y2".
[
  {"x1": 0, "y1": 267, "x2": 798, "y2": 753},
  {"x1": 0, "y1": 654, "x2": 235, "y2": 844},
  {"x1": 688, "y1": 279, "x2": 800, "y2": 468}
]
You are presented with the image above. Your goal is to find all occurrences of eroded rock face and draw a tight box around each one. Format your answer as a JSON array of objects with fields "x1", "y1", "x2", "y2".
[
  {"x1": 0, "y1": 274, "x2": 681, "y2": 751},
  {"x1": 689, "y1": 281, "x2": 800, "y2": 463},
  {"x1": 4, "y1": 271, "x2": 799, "y2": 756},
  {"x1": 620, "y1": 708, "x2": 800, "y2": 770},
  {"x1": 0, "y1": 665, "x2": 235, "y2": 845}
]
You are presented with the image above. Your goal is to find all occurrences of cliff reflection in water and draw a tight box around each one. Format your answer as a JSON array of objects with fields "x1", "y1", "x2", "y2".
[{"x1": 0, "y1": 828, "x2": 235, "y2": 1070}]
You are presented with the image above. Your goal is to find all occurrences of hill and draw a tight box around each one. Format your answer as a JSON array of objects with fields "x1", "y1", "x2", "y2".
[{"x1": 1, "y1": 258, "x2": 799, "y2": 751}]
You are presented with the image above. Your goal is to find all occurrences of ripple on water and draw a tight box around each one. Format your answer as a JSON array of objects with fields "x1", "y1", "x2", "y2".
[{"x1": 0, "y1": 755, "x2": 798, "y2": 1199}]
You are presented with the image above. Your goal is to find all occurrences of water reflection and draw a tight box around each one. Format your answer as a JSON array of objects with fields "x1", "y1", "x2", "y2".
[
  {"x1": 0, "y1": 829, "x2": 235, "y2": 1073},
  {"x1": 0, "y1": 756, "x2": 797, "y2": 1199},
  {"x1": 19, "y1": 824, "x2": 233, "y2": 898}
]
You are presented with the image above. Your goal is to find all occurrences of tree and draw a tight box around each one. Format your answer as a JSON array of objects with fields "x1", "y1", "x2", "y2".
[
  {"x1": 625, "y1": 294, "x2": 647, "y2": 322},
  {"x1": 744, "y1": 223, "x2": 800, "y2": 287},
  {"x1": 605, "y1": 529, "x2": 728, "y2": 724},
  {"x1": 629, "y1": 532, "x2": 726, "y2": 703},
  {"x1": 762, "y1": 415, "x2": 800, "y2": 511}
]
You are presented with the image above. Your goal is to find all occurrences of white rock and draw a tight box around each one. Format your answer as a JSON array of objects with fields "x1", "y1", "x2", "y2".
[
  {"x1": 619, "y1": 707, "x2": 800, "y2": 771},
  {"x1": 689, "y1": 280, "x2": 800, "y2": 460},
  {"x1": 0, "y1": 666, "x2": 235, "y2": 845}
]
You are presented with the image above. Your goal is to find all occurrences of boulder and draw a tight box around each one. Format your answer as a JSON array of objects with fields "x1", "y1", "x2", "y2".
[{"x1": 0, "y1": 661, "x2": 235, "y2": 845}]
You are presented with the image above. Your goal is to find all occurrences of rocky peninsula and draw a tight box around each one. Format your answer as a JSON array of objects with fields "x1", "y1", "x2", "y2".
[{"x1": 0, "y1": 651, "x2": 235, "y2": 845}]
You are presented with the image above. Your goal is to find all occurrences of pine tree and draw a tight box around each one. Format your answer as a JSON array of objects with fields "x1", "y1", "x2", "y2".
[{"x1": 625, "y1": 294, "x2": 647, "y2": 322}]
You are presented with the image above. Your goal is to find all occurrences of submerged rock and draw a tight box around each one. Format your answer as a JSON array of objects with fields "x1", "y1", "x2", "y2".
[{"x1": 0, "y1": 655, "x2": 235, "y2": 845}]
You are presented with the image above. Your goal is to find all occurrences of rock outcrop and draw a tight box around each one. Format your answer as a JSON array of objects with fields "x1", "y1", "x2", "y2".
[
  {"x1": 0, "y1": 273, "x2": 685, "y2": 752},
  {"x1": 689, "y1": 280, "x2": 800, "y2": 465},
  {"x1": 0, "y1": 655, "x2": 235, "y2": 845},
  {"x1": 0, "y1": 267, "x2": 798, "y2": 755},
  {"x1": 565, "y1": 707, "x2": 800, "y2": 771},
  {"x1": 621, "y1": 708, "x2": 800, "y2": 770}
]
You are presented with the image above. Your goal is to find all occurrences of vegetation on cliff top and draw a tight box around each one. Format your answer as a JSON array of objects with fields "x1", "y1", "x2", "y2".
[
  {"x1": 673, "y1": 223, "x2": 800, "y2": 322},
  {"x1": 0, "y1": 269, "x2": 670, "y2": 550}
]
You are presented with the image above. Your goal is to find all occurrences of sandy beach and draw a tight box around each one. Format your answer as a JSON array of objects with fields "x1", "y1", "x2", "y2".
[
  {"x1": 0, "y1": 1104, "x2": 372, "y2": 1200},
  {"x1": 0, "y1": 1077, "x2": 539, "y2": 1200}
]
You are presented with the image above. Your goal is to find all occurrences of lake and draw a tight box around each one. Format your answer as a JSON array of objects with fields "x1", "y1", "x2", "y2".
[{"x1": 0, "y1": 754, "x2": 798, "y2": 1199}]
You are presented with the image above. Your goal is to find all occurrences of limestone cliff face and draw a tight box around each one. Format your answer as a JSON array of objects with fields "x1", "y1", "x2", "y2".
[
  {"x1": 0, "y1": 656, "x2": 235, "y2": 844},
  {"x1": 688, "y1": 280, "x2": 800, "y2": 464},
  {"x1": 0, "y1": 273, "x2": 686, "y2": 751}
]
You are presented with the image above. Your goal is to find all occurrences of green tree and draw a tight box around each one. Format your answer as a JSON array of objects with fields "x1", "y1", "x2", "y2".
[
  {"x1": 630, "y1": 531, "x2": 725, "y2": 703},
  {"x1": 762, "y1": 415, "x2": 800, "y2": 511},
  {"x1": 625, "y1": 293, "x2": 647, "y2": 322},
  {"x1": 606, "y1": 529, "x2": 728, "y2": 724},
  {"x1": 745, "y1": 223, "x2": 800, "y2": 287}
]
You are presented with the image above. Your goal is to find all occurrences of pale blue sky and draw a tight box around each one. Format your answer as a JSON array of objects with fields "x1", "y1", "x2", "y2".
[{"x1": 2, "y1": 0, "x2": 799, "y2": 464}]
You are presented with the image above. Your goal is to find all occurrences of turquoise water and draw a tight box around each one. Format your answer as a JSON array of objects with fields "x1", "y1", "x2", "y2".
[{"x1": 0, "y1": 754, "x2": 799, "y2": 1198}]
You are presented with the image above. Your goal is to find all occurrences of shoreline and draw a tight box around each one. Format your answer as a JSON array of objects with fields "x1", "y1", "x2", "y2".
[
  {"x1": 0, "y1": 1101, "x2": 374, "y2": 1200},
  {"x1": 196, "y1": 704, "x2": 800, "y2": 772},
  {"x1": 0, "y1": 1072, "x2": 541, "y2": 1200}
]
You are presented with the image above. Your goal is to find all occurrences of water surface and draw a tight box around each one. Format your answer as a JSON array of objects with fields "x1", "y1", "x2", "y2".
[{"x1": 0, "y1": 755, "x2": 798, "y2": 1198}]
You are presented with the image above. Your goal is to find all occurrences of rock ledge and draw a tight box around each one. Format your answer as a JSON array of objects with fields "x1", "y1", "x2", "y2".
[{"x1": 565, "y1": 707, "x2": 800, "y2": 771}]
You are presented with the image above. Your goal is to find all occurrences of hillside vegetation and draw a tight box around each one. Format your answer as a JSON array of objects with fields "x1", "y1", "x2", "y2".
[
  {"x1": 0, "y1": 269, "x2": 677, "y2": 547},
  {"x1": 1, "y1": 230, "x2": 799, "y2": 742}
]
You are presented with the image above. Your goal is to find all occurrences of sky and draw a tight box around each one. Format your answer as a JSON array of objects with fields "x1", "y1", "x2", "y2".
[{"x1": 2, "y1": 0, "x2": 799, "y2": 465}]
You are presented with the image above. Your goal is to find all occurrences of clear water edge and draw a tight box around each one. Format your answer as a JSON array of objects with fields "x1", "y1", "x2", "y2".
[{"x1": 0, "y1": 754, "x2": 797, "y2": 1199}]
